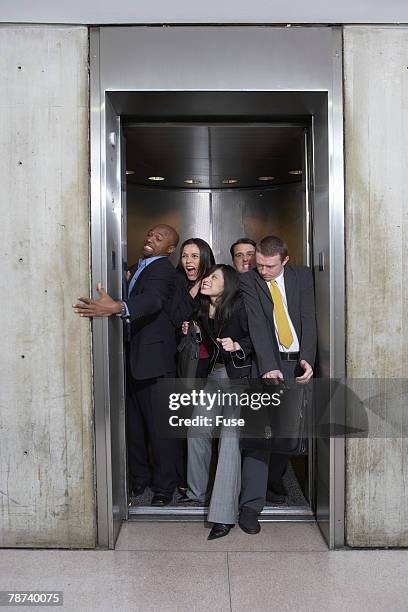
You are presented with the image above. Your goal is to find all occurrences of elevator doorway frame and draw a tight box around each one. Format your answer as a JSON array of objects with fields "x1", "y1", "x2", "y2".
[{"x1": 90, "y1": 25, "x2": 345, "y2": 550}]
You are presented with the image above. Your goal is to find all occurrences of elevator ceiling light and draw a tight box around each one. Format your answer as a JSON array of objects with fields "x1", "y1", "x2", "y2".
[
  {"x1": 257, "y1": 176, "x2": 275, "y2": 181},
  {"x1": 289, "y1": 169, "x2": 302, "y2": 175},
  {"x1": 126, "y1": 170, "x2": 135, "y2": 175},
  {"x1": 222, "y1": 178, "x2": 239, "y2": 184},
  {"x1": 184, "y1": 179, "x2": 202, "y2": 185},
  {"x1": 148, "y1": 176, "x2": 165, "y2": 181}
]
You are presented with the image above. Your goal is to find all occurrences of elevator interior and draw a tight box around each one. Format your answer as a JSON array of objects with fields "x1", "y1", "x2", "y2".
[{"x1": 123, "y1": 121, "x2": 313, "y2": 520}]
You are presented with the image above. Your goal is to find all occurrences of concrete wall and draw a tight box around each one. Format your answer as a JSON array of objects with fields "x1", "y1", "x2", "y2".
[
  {"x1": 0, "y1": 26, "x2": 95, "y2": 547},
  {"x1": 344, "y1": 26, "x2": 408, "y2": 546}
]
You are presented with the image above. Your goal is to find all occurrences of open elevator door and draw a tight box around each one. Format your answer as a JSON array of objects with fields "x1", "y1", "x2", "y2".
[{"x1": 91, "y1": 94, "x2": 128, "y2": 548}]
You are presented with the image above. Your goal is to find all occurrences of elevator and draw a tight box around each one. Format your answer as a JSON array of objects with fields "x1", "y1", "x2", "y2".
[
  {"x1": 125, "y1": 121, "x2": 312, "y2": 521},
  {"x1": 90, "y1": 26, "x2": 345, "y2": 549}
]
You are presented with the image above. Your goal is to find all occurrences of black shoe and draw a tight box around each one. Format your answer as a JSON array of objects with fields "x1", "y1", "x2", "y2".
[
  {"x1": 176, "y1": 492, "x2": 200, "y2": 505},
  {"x1": 239, "y1": 507, "x2": 261, "y2": 535},
  {"x1": 207, "y1": 523, "x2": 234, "y2": 540},
  {"x1": 151, "y1": 493, "x2": 172, "y2": 507},
  {"x1": 129, "y1": 484, "x2": 147, "y2": 497}
]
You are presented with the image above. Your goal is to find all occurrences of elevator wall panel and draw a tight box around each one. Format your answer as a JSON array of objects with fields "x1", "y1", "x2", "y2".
[
  {"x1": 127, "y1": 188, "x2": 211, "y2": 265},
  {"x1": 212, "y1": 185, "x2": 306, "y2": 265},
  {"x1": 127, "y1": 185, "x2": 305, "y2": 268}
]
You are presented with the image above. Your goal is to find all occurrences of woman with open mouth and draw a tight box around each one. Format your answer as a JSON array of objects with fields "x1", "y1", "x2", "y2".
[
  {"x1": 172, "y1": 238, "x2": 215, "y2": 490},
  {"x1": 172, "y1": 237, "x2": 215, "y2": 335}
]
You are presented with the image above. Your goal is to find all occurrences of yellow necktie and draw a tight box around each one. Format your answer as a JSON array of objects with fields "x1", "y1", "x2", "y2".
[{"x1": 269, "y1": 280, "x2": 293, "y2": 349}]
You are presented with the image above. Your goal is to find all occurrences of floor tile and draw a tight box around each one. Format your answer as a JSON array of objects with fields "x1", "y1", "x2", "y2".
[
  {"x1": 0, "y1": 550, "x2": 230, "y2": 612},
  {"x1": 116, "y1": 521, "x2": 327, "y2": 552},
  {"x1": 228, "y1": 550, "x2": 408, "y2": 612}
]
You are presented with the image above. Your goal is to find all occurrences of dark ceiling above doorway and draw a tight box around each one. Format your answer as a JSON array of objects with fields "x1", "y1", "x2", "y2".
[{"x1": 124, "y1": 123, "x2": 304, "y2": 189}]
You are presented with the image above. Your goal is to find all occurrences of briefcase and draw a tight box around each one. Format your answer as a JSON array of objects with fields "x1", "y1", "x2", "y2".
[{"x1": 240, "y1": 382, "x2": 309, "y2": 455}]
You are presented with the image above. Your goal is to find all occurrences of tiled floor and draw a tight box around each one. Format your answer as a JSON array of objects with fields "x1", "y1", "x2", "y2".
[
  {"x1": 1, "y1": 523, "x2": 407, "y2": 611},
  {"x1": 116, "y1": 521, "x2": 327, "y2": 552}
]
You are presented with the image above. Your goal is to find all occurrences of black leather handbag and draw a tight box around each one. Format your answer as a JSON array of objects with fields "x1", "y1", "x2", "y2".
[
  {"x1": 240, "y1": 382, "x2": 310, "y2": 455},
  {"x1": 176, "y1": 324, "x2": 200, "y2": 379}
]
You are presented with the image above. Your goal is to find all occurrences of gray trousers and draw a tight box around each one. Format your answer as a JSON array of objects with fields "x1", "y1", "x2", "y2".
[{"x1": 186, "y1": 365, "x2": 241, "y2": 525}]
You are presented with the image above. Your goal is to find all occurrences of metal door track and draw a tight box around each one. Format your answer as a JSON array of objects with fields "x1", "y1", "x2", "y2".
[{"x1": 128, "y1": 504, "x2": 314, "y2": 522}]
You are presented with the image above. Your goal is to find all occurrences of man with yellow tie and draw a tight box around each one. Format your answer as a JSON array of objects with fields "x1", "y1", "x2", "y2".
[{"x1": 238, "y1": 235, "x2": 317, "y2": 534}]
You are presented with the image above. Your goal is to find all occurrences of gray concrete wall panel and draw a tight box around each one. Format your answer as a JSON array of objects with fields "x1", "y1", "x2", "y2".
[
  {"x1": 344, "y1": 26, "x2": 408, "y2": 547},
  {"x1": 0, "y1": 25, "x2": 95, "y2": 547}
]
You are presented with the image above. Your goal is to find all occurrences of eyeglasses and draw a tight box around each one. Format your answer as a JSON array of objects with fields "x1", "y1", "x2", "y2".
[{"x1": 233, "y1": 251, "x2": 256, "y2": 259}]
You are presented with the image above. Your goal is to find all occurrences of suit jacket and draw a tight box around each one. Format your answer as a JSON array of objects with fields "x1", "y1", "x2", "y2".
[
  {"x1": 239, "y1": 265, "x2": 317, "y2": 376},
  {"x1": 170, "y1": 269, "x2": 197, "y2": 329},
  {"x1": 126, "y1": 257, "x2": 177, "y2": 380},
  {"x1": 196, "y1": 298, "x2": 253, "y2": 380}
]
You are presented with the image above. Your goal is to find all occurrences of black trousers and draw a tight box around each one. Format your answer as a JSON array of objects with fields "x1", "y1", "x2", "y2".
[
  {"x1": 268, "y1": 453, "x2": 290, "y2": 488},
  {"x1": 240, "y1": 359, "x2": 298, "y2": 512},
  {"x1": 126, "y1": 370, "x2": 179, "y2": 496}
]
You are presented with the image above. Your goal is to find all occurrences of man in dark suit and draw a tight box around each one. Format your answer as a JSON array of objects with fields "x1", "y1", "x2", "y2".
[
  {"x1": 73, "y1": 224, "x2": 180, "y2": 506},
  {"x1": 238, "y1": 235, "x2": 317, "y2": 534},
  {"x1": 231, "y1": 236, "x2": 289, "y2": 504}
]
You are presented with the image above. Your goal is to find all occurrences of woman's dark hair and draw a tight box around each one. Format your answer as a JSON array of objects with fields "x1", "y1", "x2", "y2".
[
  {"x1": 197, "y1": 264, "x2": 240, "y2": 329},
  {"x1": 177, "y1": 238, "x2": 215, "y2": 287}
]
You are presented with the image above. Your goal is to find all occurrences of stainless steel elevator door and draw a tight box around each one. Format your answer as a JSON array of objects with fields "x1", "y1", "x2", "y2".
[{"x1": 102, "y1": 96, "x2": 127, "y2": 547}]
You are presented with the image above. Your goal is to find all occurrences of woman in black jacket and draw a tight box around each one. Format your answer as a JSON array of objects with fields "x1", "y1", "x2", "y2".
[
  {"x1": 179, "y1": 264, "x2": 253, "y2": 540},
  {"x1": 172, "y1": 238, "x2": 215, "y2": 489}
]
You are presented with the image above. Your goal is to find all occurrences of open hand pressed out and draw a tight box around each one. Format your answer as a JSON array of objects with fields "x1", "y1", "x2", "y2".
[{"x1": 72, "y1": 283, "x2": 122, "y2": 317}]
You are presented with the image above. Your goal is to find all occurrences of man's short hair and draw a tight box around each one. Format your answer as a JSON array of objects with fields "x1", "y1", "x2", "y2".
[
  {"x1": 256, "y1": 235, "x2": 288, "y2": 260},
  {"x1": 230, "y1": 238, "x2": 256, "y2": 258},
  {"x1": 155, "y1": 224, "x2": 180, "y2": 247}
]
